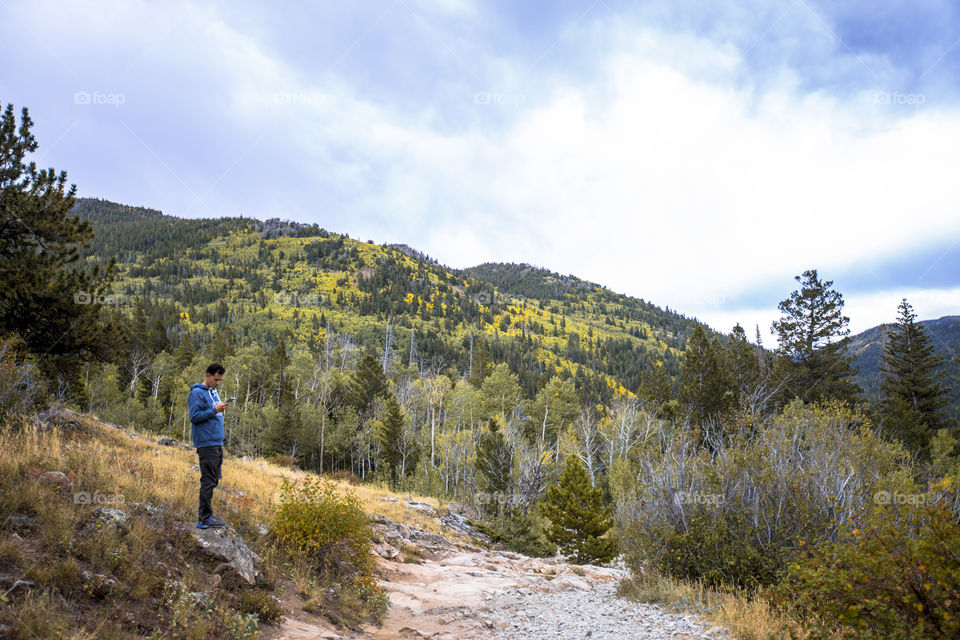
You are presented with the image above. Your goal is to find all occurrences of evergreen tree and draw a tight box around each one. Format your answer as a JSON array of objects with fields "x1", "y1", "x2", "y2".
[
  {"x1": 0, "y1": 103, "x2": 115, "y2": 386},
  {"x1": 771, "y1": 270, "x2": 861, "y2": 405},
  {"x1": 679, "y1": 325, "x2": 733, "y2": 426},
  {"x1": 149, "y1": 317, "x2": 171, "y2": 354},
  {"x1": 173, "y1": 334, "x2": 196, "y2": 371},
  {"x1": 727, "y1": 323, "x2": 760, "y2": 401},
  {"x1": 640, "y1": 363, "x2": 673, "y2": 405},
  {"x1": 265, "y1": 340, "x2": 303, "y2": 458},
  {"x1": 539, "y1": 456, "x2": 616, "y2": 564},
  {"x1": 475, "y1": 418, "x2": 512, "y2": 515},
  {"x1": 375, "y1": 390, "x2": 417, "y2": 485},
  {"x1": 205, "y1": 327, "x2": 234, "y2": 363},
  {"x1": 349, "y1": 350, "x2": 387, "y2": 418},
  {"x1": 879, "y1": 299, "x2": 953, "y2": 458}
]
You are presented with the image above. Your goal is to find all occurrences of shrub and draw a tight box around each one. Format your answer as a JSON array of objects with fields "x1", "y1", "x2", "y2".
[
  {"x1": 779, "y1": 490, "x2": 960, "y2": 640},
  {"x1": 238, "y1": 589, "x2": 283, "y2": 624},
  {"x1": 617, "y1": 401, "x2": 913, "y2": 588},
  {"x1": 270, "y1": 477, "x2": 374, "y2": 585}
]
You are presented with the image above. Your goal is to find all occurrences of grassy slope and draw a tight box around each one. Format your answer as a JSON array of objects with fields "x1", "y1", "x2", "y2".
[{"x1": 0, "y1": 410, "x2": 452, "y2": 639}]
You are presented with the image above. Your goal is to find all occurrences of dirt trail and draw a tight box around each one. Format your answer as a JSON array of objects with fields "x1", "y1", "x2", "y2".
[{"x1": 276, "y1": 545, "x2": 624, "y2": 640}]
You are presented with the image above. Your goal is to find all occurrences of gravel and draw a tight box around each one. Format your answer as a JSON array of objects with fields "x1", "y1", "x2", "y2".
[{"x1": 481, "y1": 581, "x2": 730, "y2": 640}]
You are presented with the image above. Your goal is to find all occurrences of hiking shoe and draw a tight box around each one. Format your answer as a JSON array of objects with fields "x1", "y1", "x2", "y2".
[{"x1": 197, "y1": 515, "x2": 227, "y2": 529}]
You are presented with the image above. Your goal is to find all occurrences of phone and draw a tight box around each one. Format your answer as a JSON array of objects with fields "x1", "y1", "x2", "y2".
[{"x1": 227, "y1": 396, "x2": 237, "y2": 403}]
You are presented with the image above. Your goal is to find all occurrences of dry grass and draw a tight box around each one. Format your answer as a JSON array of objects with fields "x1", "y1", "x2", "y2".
[
  {"x1": 617, "y1": 572, "x2": 819, "y2": 640},
  {"x1": 0, "y1": 410, "x2": 454, "y2": 638}
]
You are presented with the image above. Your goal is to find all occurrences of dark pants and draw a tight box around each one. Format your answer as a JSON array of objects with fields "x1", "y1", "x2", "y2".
[{"x1": 197, "y1": 445, "x2": 223, "y2": 522}]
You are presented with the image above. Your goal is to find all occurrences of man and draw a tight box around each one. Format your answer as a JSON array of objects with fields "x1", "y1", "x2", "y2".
[{"x1": 188, "y1": 363, "x2": 231, "y2": 528}]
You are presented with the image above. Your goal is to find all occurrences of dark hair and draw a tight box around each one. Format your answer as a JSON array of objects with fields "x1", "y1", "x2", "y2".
[{"x1": 206, "y1": 363, "x2": 225, "y2": 376}]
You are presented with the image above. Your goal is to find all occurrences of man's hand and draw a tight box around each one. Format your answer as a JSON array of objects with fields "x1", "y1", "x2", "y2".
[{"x1": 215, "y1": 402, "x2": 229, "y2": 412}]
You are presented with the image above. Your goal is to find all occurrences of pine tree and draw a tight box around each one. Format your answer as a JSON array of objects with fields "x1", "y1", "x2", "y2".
[
  {"x1": 772, "y1": 270, "x2": 861, "y2": 405},
  {"x1": 879, "y1": 299, "x2": 952, "y2": 458},
  {"x1": 265, "y1": 340, "x2": 303, "y2": 458},
  {"x1": 350, "y1": 351, "x2": 388, "y2": 418},
  {"x1": 727, "y1": 324, "x2": 760, "y2": 401},
  {"x1": 173, "y1": 334, "x2": 196, "y2": 371},
  {"x1": 640, "y1": 363, "x2": 673, "y2": 405},
  {"x1": 205, "y1": 327, "x2": 234, "y2": 363},
  {"x1": 539, "y1": 456, "x2": 616, "y2": 564},
  {"x1": 679, "y1": 325, "x2": 733, "y2": 425},
  {"x1": 0, "y1": 103, "x2": 115, "y2": 386},
  {"x1": 475, "y1": 418, "x2": 513, "y2": 515},
  {"x1": 375, "y1": 390, "x2": 417, "y2": 485},
  {"x1": 149, "y1": 317, "x2": 171, "y2": 354}
]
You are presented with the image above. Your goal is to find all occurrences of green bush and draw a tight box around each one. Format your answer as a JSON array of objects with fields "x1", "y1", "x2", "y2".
[
  {"x1": 779, "y1": 489, "x2": 960, "y2": 640},
  {"x1": 270, "y1": 476, "x2": 386, "y2": 628},
  {"x1": 270, "y1": 477, "x2": 374, "y2": 586},
  {"x1": 617, "y1": 401, "x2": 913, "y2": 589}
]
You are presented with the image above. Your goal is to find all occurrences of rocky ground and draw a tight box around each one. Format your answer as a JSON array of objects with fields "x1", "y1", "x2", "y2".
[{"x1": 273, "y1": 502, "x2": 731, "y2": 640}]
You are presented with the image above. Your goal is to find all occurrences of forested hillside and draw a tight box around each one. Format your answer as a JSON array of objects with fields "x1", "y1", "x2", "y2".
[{"x1": 74, "y1": 197, "x2": 718, "y2": 408}]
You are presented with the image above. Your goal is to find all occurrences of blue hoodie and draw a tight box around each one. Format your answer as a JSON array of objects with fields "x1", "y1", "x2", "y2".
[{"x1": 188, "y1": 383, "x2": 224, "y2": 449}]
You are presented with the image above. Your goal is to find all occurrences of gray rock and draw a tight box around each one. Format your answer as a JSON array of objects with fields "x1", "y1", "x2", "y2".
[
  {"x1": 406, "y1": 500, "x2": 437, "y2": 515},
  {"x1": 38, "y1": 471, "x2": 72, "y2": 488},
  {"x1": 158, "y1": 437, "x2": 192, "y2": 451},
  {"x1": 190, "y1": 527, "x2": 261, "y2": 585},
  {"x1": 440, "y1": 512, "x2": 491, "y2": 543},
  {"x1": 132, "y1": 501, "x2": 162, "y2": 517},
  {"x1": 94, "y1": 508, "x2": 129, "y2": 529},
  {"x1": 5, "y1": 514, "x2": 35, "y2": 532}
]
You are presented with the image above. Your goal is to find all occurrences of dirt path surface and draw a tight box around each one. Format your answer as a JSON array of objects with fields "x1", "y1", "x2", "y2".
[{"x1": 275, "y1": 544, "x2": 730, "y2": 640}]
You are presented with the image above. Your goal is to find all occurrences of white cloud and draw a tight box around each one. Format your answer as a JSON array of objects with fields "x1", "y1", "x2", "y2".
[{"x1": 6, "y1": 0, "x2": 959, "y2": 334}]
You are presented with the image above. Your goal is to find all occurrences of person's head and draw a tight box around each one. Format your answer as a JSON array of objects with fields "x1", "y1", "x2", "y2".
[{"x1": 204, "y1": 363, "x2": 225, "y2": 389}]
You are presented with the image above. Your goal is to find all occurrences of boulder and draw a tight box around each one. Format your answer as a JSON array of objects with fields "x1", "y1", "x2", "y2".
[
  {"x1": 406, "y1": 501, "x2": 436, "y2": 516},
  {"x1": 190, "y1": 527, "x2": 261, "y2": 585},
  {"x1": 439, "y1": 513, "x2": 491, "y2": 543}
]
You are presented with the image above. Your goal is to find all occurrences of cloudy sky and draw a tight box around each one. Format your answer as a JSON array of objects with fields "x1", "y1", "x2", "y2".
[{"x1": 2, "y1": 0, "x2": 958, "y2": 342}]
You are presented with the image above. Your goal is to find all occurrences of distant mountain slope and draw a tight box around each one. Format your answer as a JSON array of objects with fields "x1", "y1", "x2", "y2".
[
  {"x1": 71, "y1": 197, "x2": 717, "y2": 404},
  {"x1": 848, "y1": 315, "x2": 960, "y2": 421}
]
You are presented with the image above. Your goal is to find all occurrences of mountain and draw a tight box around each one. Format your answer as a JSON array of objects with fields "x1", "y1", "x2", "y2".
[
  {"x1": 848, "y1": 315, "x2": 960, "y2": 422},
  {"x1": 73, "y1": 197, "x2": 720, "y2": 404}
]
